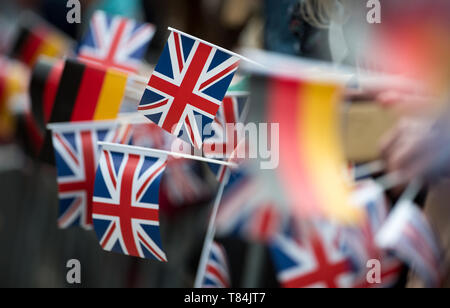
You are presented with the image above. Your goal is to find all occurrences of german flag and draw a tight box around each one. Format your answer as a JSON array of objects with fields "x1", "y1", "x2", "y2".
[
  {"x1": 251, "y1": 74, "x2": 361, "y2": 224},
  {"x1": 49, "y1": 58, "x2": 128, "y2": 123},
  {"x1": 9, "y1": 25, "x2": 70, "y2": 68},
  {"x1": 39, "y1": 58, "x2": 128, "y2": 163},
  {"x1": 29, "y1": 56, "x2": 64, "y2": 133}
]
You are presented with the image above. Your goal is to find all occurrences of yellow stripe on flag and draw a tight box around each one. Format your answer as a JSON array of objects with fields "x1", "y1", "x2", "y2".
[
  {"x1": 299, "y1": 82, "x2": 361, "y2": 223},
  {"x1": 94, "y1": 69, "x2": 127, "y2": 120},
  {"x1": 33, "y1": 34, "x2": 67, "y2": 67}
]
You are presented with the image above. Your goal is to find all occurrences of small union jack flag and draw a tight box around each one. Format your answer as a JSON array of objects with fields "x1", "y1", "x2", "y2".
[
  {"x1": 202, "y1": 242, "x2": 231, "y2": 288},
  {"x1": 138, "y1": 29, "x2": 240, "y2": 148},
  {"x1": 270, "y1": 221, "x2": 355, "y2": 288},
  {"x1": 92, "y1": 143, "x2": 168, "y2": 261},
  {"x1": 203, "y1": 93, "x2": 249, "y2": 160},
  {"x1": 78, "y1": 11, "x2": 155, "y2": 73},
  {"x1": 51, "y1": 121, "x2": 133, "y2": 230},
  {"x1": 340, "y1": 180, "x2": 402, "y2": 288},
  {"x1": 375, "y1": 200, "x2": 443, "y2": 288}
]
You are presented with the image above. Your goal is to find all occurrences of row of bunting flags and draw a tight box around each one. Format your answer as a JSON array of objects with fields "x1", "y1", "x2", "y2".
[{"x1": 0, "y1": 9, "x2": 445, "y2": 288}]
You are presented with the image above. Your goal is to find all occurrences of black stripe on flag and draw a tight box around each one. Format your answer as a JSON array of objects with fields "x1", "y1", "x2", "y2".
[
  {"x1": 8, "y1": 26, "x2": 30, "y2": 60},
  {"x1": 49, "y1": 58, "x2": 85, "y2": 123},
  {"x1": 29, "y1": 57, "x2": 54, "y2": 132}
]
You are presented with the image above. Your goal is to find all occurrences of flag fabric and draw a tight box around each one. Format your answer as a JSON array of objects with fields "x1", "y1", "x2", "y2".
[
  {"x1": 340, "y1": 180, "x2": 402, "y2": 288},
  {"x1": 38, "y1": 58, "x2": 128, "y2": 163},
  {"x1": 162, "y1": 157, "x2": 210, "y2": 206},
  {"x1": 50, "y1": 121, "x2": 133, "y2": 229},
  {"x1": 9, "y1": 14, "x2": 71, "y2": 67},
  {"x1": 130, "y1": 122, "x2": 212, "y2": 209},
  {"x1": 138, "y1": 28, "x2": 240, "y2": 148},
  {"x1": 375, "y1": 200, "x2": 444, "y2": 287},
  {"x1": 92, "y1": 143, "x2": 168, "y2": 261},
  {"x1": 250, "y1": 72, "x2": 360, "y2": 224},
  {"x1": 203, "y1": 93, "x2": 249, "y2": 160},
  {"x1": 78, "y1": 11, "x2": 156, "y2": 73},
  {"x1": 202, "y1": 242, "x2": 231, "y2": 288},
  {"x1": 49, "y1": 58, "x2": 128, "y2": 123},
  {"x1": 269, "y1": 221, "x2": 355, "y2": 288},
  {"x1": 215, "y1": 169, "x2": 281, "y2": 242},
  {"x1": 0, "y1": 57, "x2": 26, "y2": 141},
  {"x1": 29, "y1": 56, "x2": 64, "y2": 132}
]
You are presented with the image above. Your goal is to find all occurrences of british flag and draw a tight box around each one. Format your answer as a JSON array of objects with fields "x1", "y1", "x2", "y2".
[
  {"x1": 78, "y1": 11, "x2": 155, "y2": 73},
  {"x1": 138, "y1": 29, "x2": 240, "y2": 148},
  {"x1": 92, "y1": 143, "x2": 168, "y2": 261},
  {"x1": 375, "y1": 200, "x2": 443, "y2": 287},
  {"x1": 204, "y1": 93, "x2": 249, "y2": 184},
  {"x1": 270, "y1": 221, "x2": 355, "y2": 288},
  {"x1": 203, "y1": 93, "x2": 249, "y2": 160},
  {"x1": 340, "y1": 179, "x2": 402, "y2": 287},
  {"x1": 202, "y1": 242, "x2": 231, "y2": 288},
  {"x1": 51, "y1": 121, "x2": 133, "y2": 230}
]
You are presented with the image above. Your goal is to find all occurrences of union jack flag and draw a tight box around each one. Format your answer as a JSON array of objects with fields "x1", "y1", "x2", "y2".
[
  {"x1": 78, "y1": 11, "x2": 155, "y2": 73},
  {"x1": 340, "y1": 179, "x2": 402, "y2": 287},
  {"x1": 138, "y1": 29, "x2": 240, "y2": 148},
  {"x1": 202, "y1": 242, "x2": 231, "y2": 288},
  {"x1": 163, "y1": 157, "x2": 210, "y2": 206},
  {"x1": 270, "y1": 221, "x2": 355, "y2": 288},
  {"x1": 51, "y1": 121, "x2": 133, "y2": 230},
  {"x1": 375, "y1": 200, "x2": 444, "y2": 287},
  {"x1": 203, "y1": 93, "x2": 249, "y2": 160},
  {"x1": 92, "y1": 143, "x2": 168, "y2": 261}
]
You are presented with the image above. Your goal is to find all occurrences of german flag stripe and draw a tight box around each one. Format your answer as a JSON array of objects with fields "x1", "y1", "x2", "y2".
[
  {"x1": 19, "y1": 28, "x2": 48, "y2": 66},
  {"x1": 30, "y1": 57, "x2": 53, "y2": 131},
  {"x1": 43, "y1": 61, "x2": 64, "y2": 123},
  {"x1": 49, "y1": 59, "x2": 85, "y2": 123},
  {"x1": 93, "y1": 68, "x2": 127, "y2": 120},
  {"x1": 71, "y1": 65, "x2": 106, "y2": 121}
]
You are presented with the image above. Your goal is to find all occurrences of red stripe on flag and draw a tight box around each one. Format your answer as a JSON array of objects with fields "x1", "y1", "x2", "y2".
[
  {"x1": 20, "y1": 29, "x2": 47, "y2": 66},
  {"x1": 70, "y1": 64, "x2": 106, "y2": 121},
  {"x1": 43, "y1": 61, "x2": 64, "y2": 123},
  {"x1": 199, "y1": 61, "x2": 239, "y2": 91}
]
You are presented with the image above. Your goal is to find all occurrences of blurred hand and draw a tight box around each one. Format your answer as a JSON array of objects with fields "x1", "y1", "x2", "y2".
[{"x1": 380, "y1": 115, "x2": 450, "y2": 182}]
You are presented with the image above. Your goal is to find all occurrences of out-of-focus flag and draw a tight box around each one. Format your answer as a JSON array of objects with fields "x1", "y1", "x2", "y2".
[
  {"x1": 375, "y1": 200, "x2": 444, "y2": 288},
  {"x1": 203, "y1": 93, "x2": 249, "y2": 160},
  {"x1": 92, "y1": 142, "x2": 168, "y2": 260},
  {"x1": 78, "y1": 11, "x2": 155, "y2": 74},
  {"x1": 247, "y1": 52, "x2": 361, "y2": 224},
  {"x1": 0, "y1": 57, "x2": 27, "y2": 141},
  {"x1": 8, "y1": 12, "x2": 72, "y2": 67},
  {"x1": 163, "y1": 157, "x2": 211, "y2": 207},
  {"x1": 138, "y1": 28, "x2": 240, "y2": 148},
  {"x1": 341, "y1": 180, "x2": 402, "y2": 288},
  {"x1": 269, "y1": 221, "x2": 355, "y2": 288},
  {"x1": 29, "y1": 56, "x2": 64, "y2": 133},
  {"x1": 49, "y1": 121, "x2": 133, "y2": 229},
  {"x1": 215, "y1": 169, "x2": 281, "y2": 242},
  {"x1": 202, "y1": 241, "x2": 231, "y2": 288}
]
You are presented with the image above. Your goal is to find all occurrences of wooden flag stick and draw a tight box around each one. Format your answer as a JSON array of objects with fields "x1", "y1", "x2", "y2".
[
  {"x1": 98, "y1": 142, "x2": 238, "y2": 168},
  {"x1": 397, "y1": 178, "x2": 423, "y2": 204},
  {"x1": 353, "y1": 160, "x2": 385, "y2": 179},
  {"x1": 194, "y1": 167, "x2": 230, "y2": 288}
]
